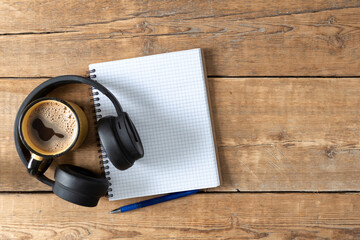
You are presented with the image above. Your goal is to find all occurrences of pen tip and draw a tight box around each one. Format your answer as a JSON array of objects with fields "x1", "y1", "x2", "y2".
[{"x1": 109, "y1": 209, "x2": 122, "y2": 214}]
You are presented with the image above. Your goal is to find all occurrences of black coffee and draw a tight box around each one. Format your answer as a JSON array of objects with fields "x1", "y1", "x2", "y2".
[
  {"x1": 32, "y1": 118, "x2": 64, "y2": 141},
  {"x1": 26, "y1": 101, "x2": 78, "y2": 153}
]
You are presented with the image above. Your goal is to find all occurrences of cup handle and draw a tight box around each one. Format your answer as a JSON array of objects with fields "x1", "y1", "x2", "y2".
[{"x1": 27, "y1": 154, "x2": 44, "y2": 175}]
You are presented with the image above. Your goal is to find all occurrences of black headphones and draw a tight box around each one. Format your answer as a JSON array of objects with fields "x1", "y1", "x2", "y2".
[{"x1": 14, "y1": 75, "x2": 144, "y2": 207}]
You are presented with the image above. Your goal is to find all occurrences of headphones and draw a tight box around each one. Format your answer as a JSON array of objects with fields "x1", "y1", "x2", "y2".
[{"x1": 14, "y1": 75, "x2": 144, "y2": 207}]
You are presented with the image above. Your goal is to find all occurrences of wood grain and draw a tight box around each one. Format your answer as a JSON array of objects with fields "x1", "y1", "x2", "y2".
[
  {"x1": 0, "y1": 0, "x2": 359, "y2": 77},
  {"x1": 211, "y1": 77, "x2": 360, "y2": 191},
  {"x1": 3, "y1": 77, "x2": 360, "y2": 192},
  {"x1": 1, "y1": 193, "x2": 360, "y2": 239}
]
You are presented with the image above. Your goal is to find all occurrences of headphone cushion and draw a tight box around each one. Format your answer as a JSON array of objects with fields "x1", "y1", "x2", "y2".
[
  {"x1": 53, "y1": 164, "x2": 109, "y2": 207},
  {"x1": 98, "y1": 114, "x2": 143, "y2": 170}
]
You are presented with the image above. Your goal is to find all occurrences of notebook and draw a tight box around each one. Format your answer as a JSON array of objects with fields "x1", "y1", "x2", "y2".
[{"x1": 89, "y1": 48, "x2": 220, "y2": 200}]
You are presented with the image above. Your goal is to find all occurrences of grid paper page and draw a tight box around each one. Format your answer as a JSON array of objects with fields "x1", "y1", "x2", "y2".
[{"x1": 90, "y1": 49, "x2": 220, "y2": 200}]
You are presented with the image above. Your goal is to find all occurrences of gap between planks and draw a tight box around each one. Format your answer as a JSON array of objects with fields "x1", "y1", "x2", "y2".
[
  {"x1": 1, "y1": 190, "x2": 360, "y2": 194},
  {"x1": 1, "y1": 76, "x2": 360, "y2": 80}
]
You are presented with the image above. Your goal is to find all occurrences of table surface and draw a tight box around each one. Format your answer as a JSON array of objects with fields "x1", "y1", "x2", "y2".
[{"x1": 1, "y1": 1, "x2": 360, "y2": 239}]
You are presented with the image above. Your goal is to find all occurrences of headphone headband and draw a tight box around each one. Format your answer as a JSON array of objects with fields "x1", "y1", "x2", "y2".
[
  {"x1": 18, "y1": 75, "x2": 123, "y2": 114},
  {"x1": 14, "y1": 75, "x2": 125, "y2": 185}
]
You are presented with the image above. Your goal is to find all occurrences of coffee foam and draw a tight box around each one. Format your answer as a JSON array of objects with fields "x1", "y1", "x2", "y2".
[{"x1": 27, "y1": 101, "x2": 78, "y2": 154}]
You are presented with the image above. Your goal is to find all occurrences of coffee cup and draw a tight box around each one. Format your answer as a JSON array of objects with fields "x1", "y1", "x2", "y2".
[{"x1": 18, "y1": 97, "x2": 88, "y2": 175}]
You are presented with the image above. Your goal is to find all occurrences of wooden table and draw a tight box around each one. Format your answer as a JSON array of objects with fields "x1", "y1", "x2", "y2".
[{"x1": 1, "y1": 1, "x2": 360, "y2": 239}]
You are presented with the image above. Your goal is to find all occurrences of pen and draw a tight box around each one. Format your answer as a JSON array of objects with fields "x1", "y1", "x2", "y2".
[{"x1": 109, "y1": 189, "x2": 199, "y2": 214}]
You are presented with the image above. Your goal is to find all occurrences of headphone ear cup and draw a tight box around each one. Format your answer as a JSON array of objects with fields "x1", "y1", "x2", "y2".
[
  {"x1": 53, "y1": 164, "x2": 108, "y2": 207},
  {"x1": 98, "y1": 114, "x2": 144, "y2": 170}
]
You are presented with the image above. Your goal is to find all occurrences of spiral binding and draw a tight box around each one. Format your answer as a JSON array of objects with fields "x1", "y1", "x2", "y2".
[{"x1": 90, "y1": 69, "x2": 113, "y2": 197}]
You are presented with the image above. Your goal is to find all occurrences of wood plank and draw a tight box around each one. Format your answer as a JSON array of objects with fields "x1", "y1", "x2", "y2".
[
  {"x1": 212, "y1": 77, "x2": 360, "y2": 191},
  {"x1": 1, "y1": 193, "x2": 360, "y2": 239},
  {"x1": 0, "y1": 0, "x2": 359, "y2": 77},
  {"x1": 3, "y1": 77, "x2": 360, "y2": 192}
]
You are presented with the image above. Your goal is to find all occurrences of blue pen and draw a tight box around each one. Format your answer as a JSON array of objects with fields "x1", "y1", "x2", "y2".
[{"x1": 109, "y1": 190, "x2": 199, "y2": 213}]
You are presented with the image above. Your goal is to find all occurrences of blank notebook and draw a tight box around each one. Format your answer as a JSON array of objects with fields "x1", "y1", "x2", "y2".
[{"x1": 89, "y1": 48, "x2": 220, "y2": 200}]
